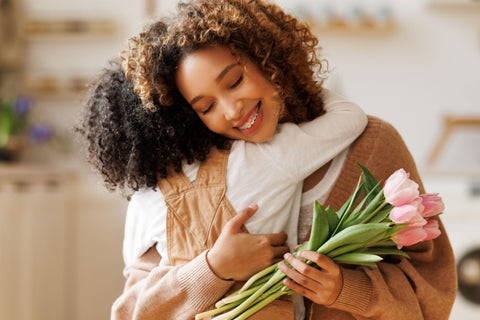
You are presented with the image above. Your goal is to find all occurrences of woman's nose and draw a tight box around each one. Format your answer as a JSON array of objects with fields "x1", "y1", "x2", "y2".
[{"x1": 222, "y1": 99, "x2": 243, "y2": 121}]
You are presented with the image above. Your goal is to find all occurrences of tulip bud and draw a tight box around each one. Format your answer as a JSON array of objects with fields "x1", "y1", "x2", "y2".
[
  {"x1": 384, "y1": 169, "x2": 419, "y2": 206},
  {"x1": 389, "y1": 203, "x2": 426, "y2": 226},
  {"x1": 423, "y1": 219, "x2": 441, "y2": 241},
  {"x1": 420, "y1": 193, "x2": 445, "y2": 218},
  {"x1": 392, "y1": 225, "x2": 427, "y2": 249}
]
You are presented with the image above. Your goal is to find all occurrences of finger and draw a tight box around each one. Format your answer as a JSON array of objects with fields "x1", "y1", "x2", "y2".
[
  {"x1": 278, "y1": 259, "x2": 318, "y2": 296},
  {"x1": 266, "y1": 232, "x2": 288, "y2": 246},
  {"x1": 283, "y1": 276, "x2": 318, "y2": 302},
  {"x1": 283, "y1": 253, "x2": 323, "y2": 281},
  {"x1": 226, "y1": 204, "x2": 257, "y2": 232},
  {"x1": 272, "y1": 245, "x2": 290, "y2": 258},
  {"x1": 297, "y1": 251, "x2": 338, "y2": 272}
]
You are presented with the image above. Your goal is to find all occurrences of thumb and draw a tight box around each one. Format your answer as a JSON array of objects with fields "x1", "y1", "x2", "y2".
[{"x1": 227, "y1": 203, "x2": 257, "y2": 232}]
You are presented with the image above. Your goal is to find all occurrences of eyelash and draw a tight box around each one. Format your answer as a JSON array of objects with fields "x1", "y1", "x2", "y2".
[
  {"x1": 201, "y1": 73, "x2": 243, "y2": 115},
  {"x1": 230, "y1": 74, "x2": 243, "y2": 89},
  {"x1": 202, "y1": 103, "x2": 214, "y2": 115}
]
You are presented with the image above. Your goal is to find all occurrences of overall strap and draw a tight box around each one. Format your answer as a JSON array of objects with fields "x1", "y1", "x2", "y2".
[
  {"x1": 157, "y1": 167, "x2": 193, "y2": 198},
  {"x1": 195, "y1": 147, "x2": 230, "y2": 188},
  {"x1": 158, "y1": 147, "x2": 236, "y2": 266}
]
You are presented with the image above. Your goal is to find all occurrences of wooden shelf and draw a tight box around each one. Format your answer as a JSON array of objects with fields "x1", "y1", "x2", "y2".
[
  {"x1": 427, "y1": 115, "x2": 480, "y2": 167},
  {"x1": 428, "y1": 0, "x2": 480, "y2": 9},
  {"x1": 309, "y1": 19, "x2": 396, "y2": 34},
  {"x1": 23, "y1": 75, "x2": 90, "y2": 99},
  {"x1": 24, "y1": 18, "x2": 118, "y2": 38}
]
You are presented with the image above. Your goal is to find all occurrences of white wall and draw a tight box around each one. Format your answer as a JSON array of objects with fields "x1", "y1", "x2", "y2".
[
  {"x1": 276, "y1": 0, "x2": 480, "y2": 172},
  {"x1": 23, "y1": 0, "x2": 480, "y2": 172},
  {"x1": 155, "y1": 0, "x2": 480, "y2": 171}
]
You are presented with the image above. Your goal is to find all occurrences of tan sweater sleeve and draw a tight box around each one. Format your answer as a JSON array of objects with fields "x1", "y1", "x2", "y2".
[
  {"x1": 111, "y1": 247, "x2": 234, "y2": 320},
  {"x1": 309, "y1": 117, "x2": 457, "y2": 319}
]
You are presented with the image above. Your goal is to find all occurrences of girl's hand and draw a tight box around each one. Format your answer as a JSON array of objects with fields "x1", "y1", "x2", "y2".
[
  {"x1": 207, "y1": 204, "x2": 290, "y2": 281},
  {"x1": 278, "y1": 251, "x2": 342, "y2": 306}
]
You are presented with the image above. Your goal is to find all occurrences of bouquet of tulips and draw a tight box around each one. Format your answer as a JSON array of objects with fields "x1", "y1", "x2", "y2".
[{"x1": 196, "y1": 164, "x2": 444, "y2": 320}]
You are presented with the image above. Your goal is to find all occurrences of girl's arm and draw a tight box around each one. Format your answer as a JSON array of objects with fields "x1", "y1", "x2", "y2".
[{"x1": 249, "y1": 89, "x2": 368, "y2": 182}]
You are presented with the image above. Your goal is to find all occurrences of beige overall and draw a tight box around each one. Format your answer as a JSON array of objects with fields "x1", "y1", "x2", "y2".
[{"x1": 158, "y1": 147, "x2": 294, "y2": 319}]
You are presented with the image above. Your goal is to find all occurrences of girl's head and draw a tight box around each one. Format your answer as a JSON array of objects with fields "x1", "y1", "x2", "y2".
[{"x1": 79, "y1": 0, "x2": 327, "y2": 192}]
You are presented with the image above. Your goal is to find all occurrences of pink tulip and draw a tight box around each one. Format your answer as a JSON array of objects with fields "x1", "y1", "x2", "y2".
[
  {"x1": 389, "y1": 203, "x2": 426, "y2": 226},
  {"x1": 392, "y1": 225, "x2": 427, "y2": 249},
  {"x1": 384, "y1": 169, "x2": 420, "y2": 206},
  {"x1": 420, "y1": 193, "x2": 445, "y2": 218},
  {"x1": 423, "y1": 219, "x2": 441, "y2": 241}
]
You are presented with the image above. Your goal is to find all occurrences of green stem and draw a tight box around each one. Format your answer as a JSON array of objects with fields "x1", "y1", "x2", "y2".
[
  {"x1": 217, "y1": 283, "x2": 266, "y2": 308},
  {"x1": 357, "y1": 199, "x2": 389, "y2": 225},
  {"x1": 233, "y1": 289, "x2": 289, "y2": 320},
  {"x1": 238, "y1": 263, "x2": 277, "y2": 293},
  {"x1": 214, "y1": 269, "x2": 286, "y2": 320},
  {"x1": 196, "y1": 298, "x2": 245, "y2": 320}
]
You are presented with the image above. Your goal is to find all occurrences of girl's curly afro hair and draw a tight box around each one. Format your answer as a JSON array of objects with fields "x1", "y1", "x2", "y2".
[
  {"x1": 76, "y1": 57, "x2": 230, "y2": 193},
  {"x1": 78, "y1": 0, "x2": 328, "y2": 194}
]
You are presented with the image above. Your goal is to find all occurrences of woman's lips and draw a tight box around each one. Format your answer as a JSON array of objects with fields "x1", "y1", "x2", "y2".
[{"x1": 237, "y1": 102, "x2": 262, "y2": 134}]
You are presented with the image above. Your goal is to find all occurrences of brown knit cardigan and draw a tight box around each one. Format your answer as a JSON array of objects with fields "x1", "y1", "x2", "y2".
[{"x1": 111, "y1": 116, "x2": 457, "y2": 320}]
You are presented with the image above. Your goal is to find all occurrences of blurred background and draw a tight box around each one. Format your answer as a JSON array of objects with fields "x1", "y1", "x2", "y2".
[{"x1": 0, "y1": 0, "x2": 479, "y2": 319}]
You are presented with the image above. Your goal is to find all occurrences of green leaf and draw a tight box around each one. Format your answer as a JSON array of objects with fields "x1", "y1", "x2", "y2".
[
  {"x1": 357, "y1": 162, "x2": 381, "y2": 200},
  {"x1": 318, "y1": 223, "x2": 391, "y2": 255},
  {"x1": 333, "y1": 252, "x2": 383, "y2": 266},
  {"x1": 325, "y1": 206, "x2": 340, "y2": 237},
  {"x1": 367, "y1": 206, "x2": 392, "y2": 224},
  {"x1": 307, "y1": 200, "x2": 330, "y2": 251},
  {"x1": 374, "y1": 239, "x2": 397, "y2": 247},
  {"x1": 384, "y1": 224, "x2": 408, "y2": 237},
  {"x1": 327, "y1": 243, "x2": 366, "y2": 259},
  {"x1": 336, "y1": 174, "x2": 364, "y2": 222},
  {"x1": 362, "y1": 247, "x2": 410, "y2": 259},
  {"x1": 348, "y1": 187, "x2": 387, "y2": 226}
]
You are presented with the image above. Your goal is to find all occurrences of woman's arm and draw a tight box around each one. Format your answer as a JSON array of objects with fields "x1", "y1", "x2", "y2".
[
  {"x1": 113, "y1": 205, "x2": 289, "y2": 320},
  {"x1": 326, "y1": 118, "x2": 456, "y2": 319},
  {"x1": 292, "y1": 117, "x2": 457, "y2": 319},
  {"x1": 111, "y1": 248, "x2": 233, "y2": 320}
]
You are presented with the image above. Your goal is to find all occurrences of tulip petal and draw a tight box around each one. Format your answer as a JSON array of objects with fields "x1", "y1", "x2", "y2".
[{"x1": 392, "y1": 225, "x2": 427, "y2": 248}]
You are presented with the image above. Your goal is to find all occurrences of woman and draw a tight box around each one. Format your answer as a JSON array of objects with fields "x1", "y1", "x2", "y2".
[{"x1": 77, "y1": 0, "x2": 456, "y2": 319}]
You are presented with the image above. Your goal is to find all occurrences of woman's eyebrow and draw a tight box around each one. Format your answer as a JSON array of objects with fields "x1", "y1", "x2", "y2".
[{"x1": 216, "y1": 63, "x2": 239, "y2": 83}]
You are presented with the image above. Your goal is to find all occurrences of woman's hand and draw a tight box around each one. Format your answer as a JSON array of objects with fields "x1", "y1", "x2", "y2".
[
  {"x1": 207, "y1": 204, "x2": 290, "y2": 281},
  {"x1": 278, "y1": 251, "x2": 342, "y2": 306}
]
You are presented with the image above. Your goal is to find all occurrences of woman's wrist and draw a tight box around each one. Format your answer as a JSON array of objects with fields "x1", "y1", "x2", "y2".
[{"x1": 206, "y1": 249, "x2": 232, "y2": 281}]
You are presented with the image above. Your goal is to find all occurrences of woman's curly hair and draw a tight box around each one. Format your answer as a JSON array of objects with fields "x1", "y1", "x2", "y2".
[{"x1": 78, "y1": 0, "x2": 328, "y2": 193}]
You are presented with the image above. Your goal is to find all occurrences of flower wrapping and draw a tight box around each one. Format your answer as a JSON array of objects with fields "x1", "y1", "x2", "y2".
[{"x1": 195, "y1": 163, "x2": 444, "y2": 320}]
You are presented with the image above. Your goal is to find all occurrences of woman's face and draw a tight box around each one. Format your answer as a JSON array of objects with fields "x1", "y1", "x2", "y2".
[{"x1": 175, "y1": 46, "x2": 284, "y2": 143}]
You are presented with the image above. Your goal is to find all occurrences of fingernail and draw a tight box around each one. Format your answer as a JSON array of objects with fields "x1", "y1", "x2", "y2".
[
  {"x1": 283, "y1": 253, "x2": 291, "y2": 259},
  {"x1": 248, "y1": 203, "x2": 258, "y2": 210}
]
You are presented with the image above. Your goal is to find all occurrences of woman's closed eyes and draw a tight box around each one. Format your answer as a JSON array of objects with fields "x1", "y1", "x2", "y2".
[{"x1": 201, "y1": 72, "x2": 244, "y2": 115}]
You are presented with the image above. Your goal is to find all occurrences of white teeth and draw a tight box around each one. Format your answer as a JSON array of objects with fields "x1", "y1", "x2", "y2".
[{"x1": 239, "y1": 104, "x2": 260, "y2": 130}]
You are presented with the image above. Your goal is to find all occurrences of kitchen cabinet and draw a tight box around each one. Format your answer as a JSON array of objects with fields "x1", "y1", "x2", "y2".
[{"x1": 0, "y1": 164, "x2": 127, "y2": 320}]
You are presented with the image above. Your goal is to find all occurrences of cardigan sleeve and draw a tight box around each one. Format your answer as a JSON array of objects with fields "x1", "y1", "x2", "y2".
[
  {"x1": 309, "y1": 116, "x2": 457, "y2": 319},
  {"x1": 111, "y1": 246, "x2": 234, "y2": 320}
]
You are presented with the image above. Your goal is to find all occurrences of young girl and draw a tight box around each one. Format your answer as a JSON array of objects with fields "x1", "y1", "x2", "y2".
[{"x1": 77, "y1": 1, "x2": 456, "y2": 319}]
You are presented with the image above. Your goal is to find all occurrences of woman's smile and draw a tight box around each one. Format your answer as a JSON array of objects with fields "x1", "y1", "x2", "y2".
[
  {"x1": 236, "y1": 101, "x2": 262, "y2": 134},
  {"x1": 175, "y1": 46, "x2": 284, "y2": 143}
]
